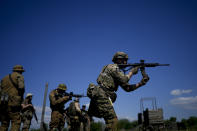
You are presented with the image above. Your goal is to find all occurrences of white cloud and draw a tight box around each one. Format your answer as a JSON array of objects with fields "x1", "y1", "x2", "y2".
[
  {"x1": 30, "y1": 106, "x2": 52, "y2": 129},
  {"x1": 182, "y1": 90, "x2": 192, "y2": 94},
  {"x1": 170, "y1": 96, "x2": 197, "y2": 110},
  {"x1": 34, "y1": 106, "x2": 51, "y2": 113},
  {"x1": 170, "y1": 89, "x2": 192, "y2": 96},
  {"x1": 118, "y1": 115, "x2": 136, "y2": 121}
]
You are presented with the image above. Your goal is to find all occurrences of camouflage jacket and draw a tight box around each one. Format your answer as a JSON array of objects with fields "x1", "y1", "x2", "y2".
[
  {"x1": 97, "y1": 64, "x2": 132, "y2": 92},
  {"x1": 21, "y1": 98, "x2": 33, "y2": 118},
  {"x1": 49, "y1": 89, "x2": 70, "y2": 112},
  {"x1": 1, "y1": 72, "x2": 25, "y2": 107},
  {"x1": 67, "y1": 101, "x2": 81, "y2": 119},
  {"x1": 81, "y1": 109, "x2": 90, "y2": 122}
]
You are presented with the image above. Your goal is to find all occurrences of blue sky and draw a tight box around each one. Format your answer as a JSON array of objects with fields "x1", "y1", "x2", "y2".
[{"x1": 0, "y1": 0, "x2": 197, "y2": 127}]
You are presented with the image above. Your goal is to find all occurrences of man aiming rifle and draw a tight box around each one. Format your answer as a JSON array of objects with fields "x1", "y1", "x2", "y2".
[
  {"x1": 49, "y1": 83, "x2": 87, "y2": 131},
  {"x1": 87, "y1": 52, "x2": 169, "y2": 131}
]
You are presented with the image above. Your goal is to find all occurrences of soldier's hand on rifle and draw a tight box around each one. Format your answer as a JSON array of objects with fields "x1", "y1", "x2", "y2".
[
  {"x1": 140, "y1": 76, "x2": 150, "y2": 86},
  {"x1": 63, "y1": 96, "x2": 70, "y2": 101},
  {"x1": 130, "y1": 66, "x2": 140, "y2": 75},
  {"x1": 28, "y1": 104, "x2": 33, "y2": 107},
  {"x1": 69, "y1": 92, "x2": 73, "y2": 96},
  {"x1": 69, "y1": 92, "x2": 73, "y2": 100}
]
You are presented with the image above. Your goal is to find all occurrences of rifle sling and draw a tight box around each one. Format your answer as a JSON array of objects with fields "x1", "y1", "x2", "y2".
[{"x1": 9, "y1": 74, "x2": 18, "y2": 89}]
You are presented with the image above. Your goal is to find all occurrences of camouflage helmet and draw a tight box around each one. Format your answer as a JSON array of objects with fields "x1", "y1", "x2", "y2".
[
  {"x1": 57, "y1": 83, "x2": 67, "y2": 91},
  {"x1": 13, "y1": 65, "x2": 25, "y2": 72},
  {"x1": 112, "y1": 52, "x2": 128, "y2": 62},
  {"x1": 26, "y1": 93, "x2": 33, "y2": 98}
]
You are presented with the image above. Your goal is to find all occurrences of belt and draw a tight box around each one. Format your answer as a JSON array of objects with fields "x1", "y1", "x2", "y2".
[{"x1": 9, "y1": 106, "x2": 21, "y2": 112}]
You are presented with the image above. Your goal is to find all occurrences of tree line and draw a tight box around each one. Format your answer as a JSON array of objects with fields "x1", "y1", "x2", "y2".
[{"x1": 30, "y1": 116, "x2": 197, "y2": 131}]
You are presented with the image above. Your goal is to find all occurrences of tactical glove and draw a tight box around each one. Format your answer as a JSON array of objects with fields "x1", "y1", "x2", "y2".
[
  {"x1": 140, "y1": 76, "x2": 150, "y2": 86},
  {"x1": 69, "y1": 92, "x2": 73, "y2": 100}
]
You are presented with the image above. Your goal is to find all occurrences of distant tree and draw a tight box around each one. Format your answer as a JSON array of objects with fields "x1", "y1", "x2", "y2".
[
  {"x1": 177, "y1": 119, "x2": 187, "y2": 131},
  {"x1": 169, "y1": 117, "x2": 176, "y2": 122},
  {"x1": 130, "y1": 120, "x2": 138, "y2": 128},
  {"x1": 117, "y1": 119, "x2": 131, "y2": 130},
  {"x1": 187, "y1": 116, "x2": 197, "y2": 129},
  {"x1": 90, "y1": 122, "x2": 104, "y2": 131},
  {"x1": 117, "y1": 119, "x2": 138, "y2": 130},
  {"x1": 31, "y1": 129, "x2": 40, "y2": 131}
]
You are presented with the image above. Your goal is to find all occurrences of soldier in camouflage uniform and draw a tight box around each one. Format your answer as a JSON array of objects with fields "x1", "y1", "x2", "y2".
[
  {"x1": 21, "y1": 93, "x2": 35, "y2": 131},
  {"x1": 67, "y1": 97, "x2": 82, "y2": 131},
  {"x1": 49, "y1": 84, "x2": 72, "y2": 131},
  {"x1": 0, "y1": 65, "x2": 25, "y2": 131},
  {"x1": 0, "y1": 81, "x2": 2, "y2": 122},
  {"x1": 88, "y1": 52, "x2": 150, "y2": 131},
  {"x1": 80, "y1": 105, "x2": 90, "y2": 131}
]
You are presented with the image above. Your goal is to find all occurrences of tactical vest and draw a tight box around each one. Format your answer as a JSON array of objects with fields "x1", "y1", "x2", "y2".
[
  {"x1": 49, "y1": 90, "x2": 65, "y2": 111},
  {"x1": 67, "y1": 102, "x2": 78, "y2": 117},
  {"x1": 0, "y1": 72, "x2": 24, "y2": 107},
  {"x1": 97, "y1": 64, "x2": 119, "y2": 92}
]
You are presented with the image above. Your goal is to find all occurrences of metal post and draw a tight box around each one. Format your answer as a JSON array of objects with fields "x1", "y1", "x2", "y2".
[{"x1": 40, "y1": 83, "x2": 48, "y2": 131}]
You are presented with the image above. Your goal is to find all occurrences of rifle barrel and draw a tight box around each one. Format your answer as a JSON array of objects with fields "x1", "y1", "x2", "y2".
[
  {"x1": 159, "y1": 64, "x2": 170, "y2": 66},
  {"x1": 120, "y1": 63, "x2": 170, "y2": 67}
]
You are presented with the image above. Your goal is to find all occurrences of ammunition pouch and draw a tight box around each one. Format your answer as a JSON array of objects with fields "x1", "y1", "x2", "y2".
[
  {"x1": 100, "y1": 86, "x2": 117, "y2": 103},
  {"x1": 8, "y1": 95, "x2": 22, "y2": 107},
  {"x1": 108, "y1": 91, "x2": 117, "y2": 103},
  {"x1": 87, "y1": 83, "x2": 117, "y2": 102},
  {"x1": 87, "y1": 83, "x2": 100, "y2": 99},
  {"x1": 0, "y1": 92, "x2": 9, "y2": 106}
]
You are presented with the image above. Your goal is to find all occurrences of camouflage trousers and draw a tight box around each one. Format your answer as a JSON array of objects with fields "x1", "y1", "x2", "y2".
[
  {"x1": 21, "y1": 117, "x2": 32, "y2": 131},
  {"x1": 80, "y1": 121, "x2": 90, "y2": 131},
  {"x1": 69, "y1": 118, "x2": 81, "y2": 131},
  {"x1": 88, "y1": 87, "x2": 118, "y2": 131},
  {"x1": 49, "y1": 110, "x2": 65, "y2": 131},
  {"x1": 0, "y1": 106, "x2": 21, "y2": 131}
]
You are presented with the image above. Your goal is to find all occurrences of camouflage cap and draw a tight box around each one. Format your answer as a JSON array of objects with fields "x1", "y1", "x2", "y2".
[
  {"x1": 112, "y1": 52, "x2": 128, "y2": 62},
  {"x1": 13, "y1": 65, "x2": 25, "y2": 72},
  {"x1": 57, "y1": 83, "x2": 67, "y2": 91}
]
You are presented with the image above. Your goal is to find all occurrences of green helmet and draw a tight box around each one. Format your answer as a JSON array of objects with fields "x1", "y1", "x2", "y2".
[
  {"x1": 13, "y1": 65, "x2": 25, "y2": 72},
  {"x1": 112, "y1": 52, "x2": 128, "y2": 62},
  {"x1": 57, "y1": 84, "x2": 67, "y2": 91}
]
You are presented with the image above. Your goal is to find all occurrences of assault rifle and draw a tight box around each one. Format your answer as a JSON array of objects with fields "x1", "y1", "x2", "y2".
[
  {"x1": 23, "y1": 104, "x2": 38, "y2": 123},
  {"x1": 32, "y1": 106, "x2": 38, "y2": 124},
  {"x1": 119, "y1": 60, "x2": 170, "y2": 73},
  {"x1": 61, "y1": 92, "x2": 87, "y2": 98}
]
